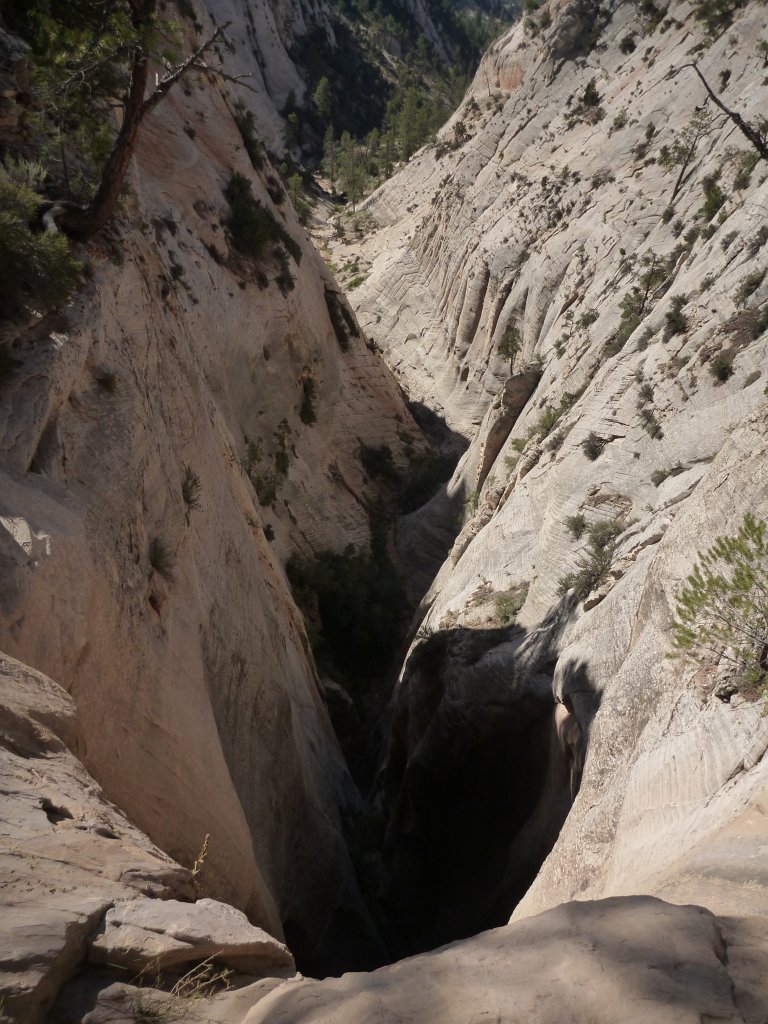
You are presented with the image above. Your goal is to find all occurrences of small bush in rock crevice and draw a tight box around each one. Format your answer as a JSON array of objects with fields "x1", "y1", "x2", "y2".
[
  {"x1": 558, "y1": 518, "x2": 624, "y2": 600},
  {"x1": 709, "y1": 353, "x2": 734, "y2": 383},
  {"x1": 223, "y1": 173, "x2": 301, "y2": 265},
  {"x1": 149, "y1": 537, "x2": 176, "y2": 582},
  {"x1": 581, "y1": 431, "x2": 606, "y2": 460}
]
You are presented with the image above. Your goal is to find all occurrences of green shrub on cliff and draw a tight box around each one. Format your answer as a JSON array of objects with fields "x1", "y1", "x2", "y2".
[
  {"x1": 0, "y1": 157, "x2": 81, "y2": 318},
  {"x1": 223, "y1": 173, "x2": 301, "y2": 265},
  {"x1": 558, "y1": 518, "x2": 623, "y2": 600},
  {"x1": 671, "y1": 513, "x2": 768, "y2": 695}
]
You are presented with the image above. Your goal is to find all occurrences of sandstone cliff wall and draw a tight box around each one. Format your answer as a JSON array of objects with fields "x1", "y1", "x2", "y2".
[
  {"x1": 340, "y1": 0, "x2": 768, "y2": 925},
  {"x1": 0, "y1": 1, "x2": 420, "y2": 981}
]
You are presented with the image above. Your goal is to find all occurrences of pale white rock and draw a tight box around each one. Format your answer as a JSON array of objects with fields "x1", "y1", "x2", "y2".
[
  {"x1": 339, "y1": 0, "x2": 768, "y2": 944},
  {"x1": 0, "y1": 0, "x2": 418, "y2": 982},
  {"x1": 88, "y1": 898, "x2": 294, "y2": 974}
]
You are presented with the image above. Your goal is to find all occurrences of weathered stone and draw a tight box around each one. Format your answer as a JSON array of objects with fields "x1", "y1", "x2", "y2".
[
  {"x1": 85, "y1": 897, "x2": 768, "y2": 1023},
  {"x1": 339, "y1": 0, "x2": 768, "y2": 938},
  {"x1": 88, "y1": 898, "x2": 295, "y2": 974},
  {"x1": 0, "y1": 655, "x2": 194, "y2": 1024}
]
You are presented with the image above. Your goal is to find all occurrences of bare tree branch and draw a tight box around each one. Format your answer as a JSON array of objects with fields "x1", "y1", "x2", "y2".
[
  {"x1": 676, "y1": 62, "x2": 768, "y2": 160},
  {"x1": 142, "y1": 22, "x2": 229, "y2": 115}
]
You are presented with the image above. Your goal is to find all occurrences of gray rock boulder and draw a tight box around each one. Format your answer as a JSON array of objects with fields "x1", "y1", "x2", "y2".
[{"x1": 88, "y1": 898, "x2": 295, "y2": 975}]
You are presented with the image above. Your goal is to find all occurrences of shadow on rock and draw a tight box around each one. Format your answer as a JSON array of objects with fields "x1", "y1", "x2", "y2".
[{"x1": 369, "y1": 613, "x2": 599, "y2": 958}]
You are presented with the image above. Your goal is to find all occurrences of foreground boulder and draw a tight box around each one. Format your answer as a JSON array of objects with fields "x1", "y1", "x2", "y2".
[
  {"x1": 70, "y1": 896, "x2": 768, "y2": 1023},
  {"x1": 234, "y1": 897, "x2": 767, "y2": 1024},
  {"x1": 88, "y1": 898, "x2": 295, "y2": 975},
  {"x1": 0, "y1": 654, "x2": 194, "y2": 1023}
]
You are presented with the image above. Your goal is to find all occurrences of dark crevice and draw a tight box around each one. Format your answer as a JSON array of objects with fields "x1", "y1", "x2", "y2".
[
  {"x1": 353, "y1": 625, "x2": 594, "y2": 961},
  {"x1": 287, "y1": 407, "x2": 593, "y2": 977}
]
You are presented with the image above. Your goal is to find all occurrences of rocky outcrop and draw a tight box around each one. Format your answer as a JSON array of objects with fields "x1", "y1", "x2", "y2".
[
  {"x1": 3, "y1": 0, "x2": 768, "y2": 1017},
  {"x1": 65, "y1": 896, "x2": 768, "y2": 1022},
  {"x1": 0, "y1": 0, "x2": 422, "y2": 988},
  {"x1": 338, "y1": 0, "x2": 768, "y2": 945},
  {"x1": 0, "y1": 654, "x2": 195, "y2": 1022},
  {"x1": 88, "y1": 898, "x2": 294, "y2": 974}
]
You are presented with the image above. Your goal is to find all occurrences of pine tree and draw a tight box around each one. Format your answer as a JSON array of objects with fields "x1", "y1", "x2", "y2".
[
  {"x1": 313, "y1": 76, "x2": 333, "y2": 124},
  {"x1": 284, "y1": 112, "x2": 300, "y2": 151},
  {"x1": 671, "y1": 512, "x2": 768, "y2": 693},
  {"x1": 0, "y1": 156, "x2": 81, "y2": 317},
  {"x1": 322, "y1": 125, "x2": 338, "y2": 188},
  {"x1": 338, "y1": 132, "x2": 363, "y2": 210}
]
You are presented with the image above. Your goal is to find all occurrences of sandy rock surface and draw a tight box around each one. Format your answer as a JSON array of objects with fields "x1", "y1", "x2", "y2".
[
  {"x1": 88, "y1": 898, "x2": 295, "y2": 974},
  {"x1": 336, "y1": 0, "x2": 768, "y2": 941},
  {"x1": 0, "y1": 0, "x2": 427, "y2": 981},
  {"x1": 70, "y1": 896, "x2": 768, "y2": 1023},
  {"x1": 0, "y1": 654, "x2": 195, "y2": 1022}
]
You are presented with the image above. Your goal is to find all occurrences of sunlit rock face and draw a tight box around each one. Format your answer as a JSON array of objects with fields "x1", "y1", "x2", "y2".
[
  {"x1": 0, "y1": 0, "x2": 425, "y2": 986},
  {"x1": 339, "y1": 0, "x2": 768, "y2": 930},
  {"x1": 2, "y1": 0, "x2": 768, "y2": 1019}
]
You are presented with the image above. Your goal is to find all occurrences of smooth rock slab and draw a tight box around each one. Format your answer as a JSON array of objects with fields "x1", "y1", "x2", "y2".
[
  {"x1": 233, "y1": 897, "x2": 768, "y2": 1024},
  {"x1": 88, "y1": 898, "x2": 294, "y2": 975}
]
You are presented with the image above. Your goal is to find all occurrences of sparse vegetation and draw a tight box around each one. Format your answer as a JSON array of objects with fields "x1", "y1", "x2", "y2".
[
  {"x1": 95, "y1": 370, "x2": 119, "y2": 393},
  {"x1": 223, "y1": 173, "x2": 301, "y2": 265},
  {"x1": 564, "y1": 513, "x2": 587, "y2": 540},
  {"x1": 747, "y1": 226, "x2": 768, "y2": 258},
  {"x1": 699, "y1": 174, "x2": 727, "y2": 221},
  {"x1": 0, "y1": 157, "x2": 81, "y2": 318},
  {"x1": 581, "y1": 78, "x2": 601, "y2": 107},
  {"x1": 547, "y1": 430, "x2": 565, "y2": 453},
  {"x1": 651, "y1": 463, "x2": 684, "y2": 486},
  {"x1": 558, "y1": 518, "x2": 623, "y2": 601},
  {"x1": 709, "y1": 353, "x2": 734, "y2": 383},
  {"x1": 734, "y1": 149, "x2": 759, "y2": 191},
  {"x1": 241, "y1": 421, "x2": 292, "y2": 506},
  {"x1": 131, "y1": 956, "x2": 233, "y2": 1022},
  {"x1": 532, "y1": 405, "x2": 562, "y2": 439},
  {"x1": 735, "y1": 269, "x2": 766, "y2": 306},
  {"x1": 692, "y1": 0, "x2": 750, "y2": 38},
  {"x1": 233, "y1": 105, "x2": 264, "y2": 170},
  {"x1": 581, "y1": 431, "x2": 606, "y2": 461},
  {"x1": 619, "y1": 34, "x2": 636, "y2": 54},
  {"x1": 578, "y1": 309, "x2": 600, "y2": 330},
  {"x1": 498, "y1": 323, "x2": 522, "y2": 361},
  {"x1": 496, "y1": 589, "x2": 526, "y2": 624},
  {"x1": 181, "y1": 466, "x2": 202, "y2": 522},
  {"x1": 639, "y1": 405, "x2": 663, "y2": 439},
  {"x1": 148, "y1": 537, "x2": 176, "y2": 582},
  {"x1": 664, "y1": 295, "x2": 689, "y2": 339},
  {"x1": 325, "y1": 289, "x2": 359, "y2": 352},
  {"x1": 300, "y1": 374, "x2": 318, "y2": 425}
]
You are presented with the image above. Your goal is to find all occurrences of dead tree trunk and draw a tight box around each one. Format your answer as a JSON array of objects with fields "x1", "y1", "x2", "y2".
[
  {"x1": 681, "y1": 62, "x2": 768, "y2": 161},
  {"x1": 59, "y1": 0, "x2": 226, "y2": 241}
]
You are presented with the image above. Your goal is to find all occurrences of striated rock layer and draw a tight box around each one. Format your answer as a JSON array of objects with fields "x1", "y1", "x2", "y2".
[
  {"x1": 0, "y1": 0, "x2": 423, "y2": 997},
  {"x1": 339, "y1": 0, "x2": 768, "y2": 942}
]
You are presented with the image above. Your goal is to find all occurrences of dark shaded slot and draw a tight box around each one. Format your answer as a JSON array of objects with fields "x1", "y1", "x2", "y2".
[{"x1": 350, "y1": 625, "x2": 593, "y2": 965}]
